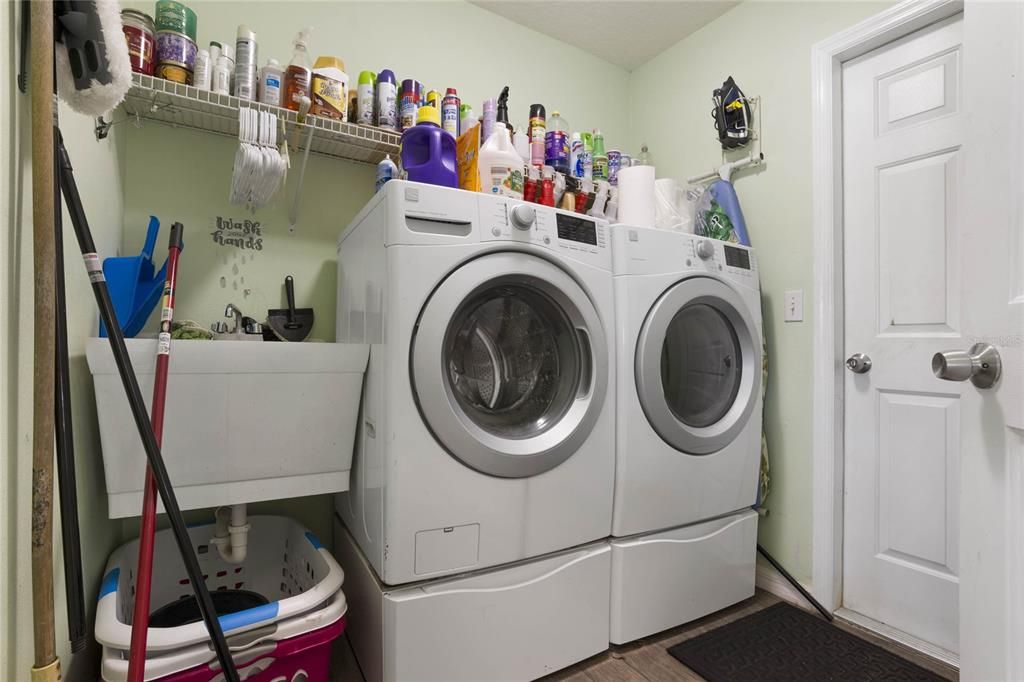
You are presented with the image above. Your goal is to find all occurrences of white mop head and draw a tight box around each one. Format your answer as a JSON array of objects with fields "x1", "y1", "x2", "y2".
[{"x1": 55, "y1": 0, "x2": 132, "y2": 117}]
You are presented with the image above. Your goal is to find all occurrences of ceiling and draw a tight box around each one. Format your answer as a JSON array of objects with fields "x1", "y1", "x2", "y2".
[{"x1": 469, "y1": 1, "x2": 740, "y2": 71}]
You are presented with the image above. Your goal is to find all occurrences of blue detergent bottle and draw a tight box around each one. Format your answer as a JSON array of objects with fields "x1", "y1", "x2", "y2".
[{"x1": 400, "y1": 105, "x2": 458, "y2": 188}]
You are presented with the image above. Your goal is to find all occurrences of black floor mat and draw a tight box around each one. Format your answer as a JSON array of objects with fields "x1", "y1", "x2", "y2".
[{"x1": 667, "y1": 602, "x2": 947, "y2": 681}]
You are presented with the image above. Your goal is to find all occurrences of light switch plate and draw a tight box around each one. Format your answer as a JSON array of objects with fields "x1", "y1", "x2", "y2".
[{"x1": 784, "y1": 290, "x2": 803, "y2": 322}]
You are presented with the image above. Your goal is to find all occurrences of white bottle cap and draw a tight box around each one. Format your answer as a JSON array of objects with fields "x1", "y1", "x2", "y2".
[{"x1": 237, "y1": 24, "x2": 256, "y2": 41}]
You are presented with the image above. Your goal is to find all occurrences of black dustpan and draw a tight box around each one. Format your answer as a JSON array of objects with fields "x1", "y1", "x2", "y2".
[{"x1": 267, "y1": 275, "x2": 314, "y2": 342}]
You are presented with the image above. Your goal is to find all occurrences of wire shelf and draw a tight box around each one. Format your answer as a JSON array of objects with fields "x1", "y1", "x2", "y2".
[{"x1": 119, "y1": 74, "x2": 402, "y2": 165}]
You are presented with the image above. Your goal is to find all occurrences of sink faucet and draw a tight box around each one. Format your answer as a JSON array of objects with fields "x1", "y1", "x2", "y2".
[{"x1": 225, "y1": 303, "x2": 244, "y2": 334}]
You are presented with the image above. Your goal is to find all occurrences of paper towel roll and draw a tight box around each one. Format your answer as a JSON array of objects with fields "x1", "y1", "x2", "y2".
[{"x1": 617, "y1": 165, "x2": 656, "y2": 227}]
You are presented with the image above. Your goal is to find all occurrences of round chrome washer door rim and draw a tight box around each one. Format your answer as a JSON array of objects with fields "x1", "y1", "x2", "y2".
[
  {"x1": 635, "y1": 276, "x2": 760, "y2": 455},
  {"x1": 412, "y1": 251, "x2": 608, "y2": 478}
]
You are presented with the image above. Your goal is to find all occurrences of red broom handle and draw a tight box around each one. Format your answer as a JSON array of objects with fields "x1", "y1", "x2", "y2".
[{"x1": 127, "y1": 223, "x2": 184, "y2": 681}]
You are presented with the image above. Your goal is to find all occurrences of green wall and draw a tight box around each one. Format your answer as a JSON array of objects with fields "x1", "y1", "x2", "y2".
[{"x1": 627, "y1": 1, "x2": 893, "y2": 583}]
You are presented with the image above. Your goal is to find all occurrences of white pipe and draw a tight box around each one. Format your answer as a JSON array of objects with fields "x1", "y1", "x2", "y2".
[
  {"x1": 210, "y1": 503, "x2": 249, "y2": 564},
  {"x1": 686, "y1": 152, "x2": 764, "y2": 185}
]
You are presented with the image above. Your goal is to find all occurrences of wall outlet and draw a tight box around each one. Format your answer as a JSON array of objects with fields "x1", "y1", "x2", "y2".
[{"x1": 784, "y1": 290, "x2": 803, "y2": 322}]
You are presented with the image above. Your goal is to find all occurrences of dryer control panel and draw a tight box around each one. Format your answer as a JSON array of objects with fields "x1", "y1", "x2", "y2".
[
  {"x1": 479, "y1": 195, "x2": 610, "y2": 267},
  {"x1": 683, "y1": 238, "x2": 758, "y2": 282}
]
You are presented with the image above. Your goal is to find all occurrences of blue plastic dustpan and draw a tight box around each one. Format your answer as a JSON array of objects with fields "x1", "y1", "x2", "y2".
[{"x1": 99, "y1": 216, "x2": 168, "y2": 338}]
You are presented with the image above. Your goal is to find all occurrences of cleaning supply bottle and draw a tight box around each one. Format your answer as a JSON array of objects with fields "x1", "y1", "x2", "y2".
[
  {"x1": 376, "y1": 69, "x2": 397, "y2": 130},
  {"x1": 478, "y1": 125, "x2": 525, "y2": 199},
  {"x1": 283, "y1": 28, "x2": 313, "y2": 112},
  {"x1": 539, "y1": 166, "x2": 555, "y2": 207},
  {"x1": 481, "y1": 97, "x2": 496, "y2": 142},
  {"x1": 581, "y1": 131, "x2": 594, "y2": 180},
  {"x1": 496, "y1": 86, "x2": 512, "y2": 133},
  {"x1": 442, "y1": 88, "x2": 461, "y2": 138},
  {"x1": 637, "y1": 143, "x2": 652, "y2": 166},
  {"x1": 545, "y1": 111, "x2": 569, "y2": 175},
  {"x1": 592, "y1": 129, "x2": 608, "y2": 181},
  {"x1": 234, "y1": 25, "x2": 258, "y2": 101},
  {"x1": 460, "y1": 104, "x2": 476, "y2": 136},
  {"x1": 524, "y1": 166, "x2": 539, "y2": 203},
  {"x1": 356, "y1": 70, "x2": 376, "y2": 125},
  {"x1": 588, "y1": 180, "x2": 610, "y2": 218},
  {"x1": 375, "y1": 154, "x2": 398, "y2": 192},
  {"x1": 570, "y1": 132, "x2": 583, "y2": 178},
  {"x1": 560, "y1": 176, "x2": 579, "y2": 211},
  {"x1": 513, "y1": 127, "x2": 530, "y2": 165},
  {"x1": 399, "y1": 79, "x2": 421, "y2": 130},
  {"x1": 258, "y1": 58, "x2": 283, "y2": 106},
  {"x1": 528, "y1": 103, "x2": 545, "y2": 167},
  {"x1": 400, "y1": 105, "x2": 458, "y2": 188},
  {"x1": 310, "y1": 55, "x2": 348, "y2": 120},
  {"x1": 605, "y1": 186, "x2": 619, "y2": 222}
]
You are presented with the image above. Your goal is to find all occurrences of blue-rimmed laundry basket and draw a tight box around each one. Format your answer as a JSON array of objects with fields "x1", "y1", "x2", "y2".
[{"x1": 95, "y1": 515, "x2": 346, "y2": 678}]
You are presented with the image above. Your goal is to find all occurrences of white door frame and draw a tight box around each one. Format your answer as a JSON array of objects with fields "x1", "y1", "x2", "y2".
[{"x1": 809, "y1": 0, "x2": 964, "y2": 616}]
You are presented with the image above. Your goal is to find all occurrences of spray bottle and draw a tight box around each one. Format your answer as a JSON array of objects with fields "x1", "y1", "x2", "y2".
[
  {"x1": 581, "y1": 131, "x2": 594, "y2": 180},
  {"x1": 496, "y1": 86, "x2": 512, "y2": 133},
  {"x1": 592, "y1": 129, "x2": 608, "y2": 181},
  {"x1": 376, "y1": 69, "x2": 398, "y2": 130},
  {"x1": 540, "y1": 166, "x2": 555, "y2": 207},
  {"x1": 282, "y1": 28, "x2": 312, "y2": 112},
  {"x1": 442, "y1": 88, "x2": 461, "y2": 137},
  {"x1": 570, "y1": 132, "x2": 583, "y2": 178},
  {"x1": 528, "y1": 103, "x2": 546, "y2": 167},
  {"x1": 588, "y1": 180, "x2": 610, "y2": 218}
]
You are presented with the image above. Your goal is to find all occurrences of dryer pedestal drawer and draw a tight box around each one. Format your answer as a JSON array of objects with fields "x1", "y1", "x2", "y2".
[
  {"x1": 610, "y1": 509, "x2": 758, "y2": 644},
  {"x1": 335, "y1": 514, "x2": 611, "y2": 682}
]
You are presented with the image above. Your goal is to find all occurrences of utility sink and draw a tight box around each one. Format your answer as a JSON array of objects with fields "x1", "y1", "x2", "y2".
[{"x1": 86, "y1": 339, "x2": 368, "y2": 518}]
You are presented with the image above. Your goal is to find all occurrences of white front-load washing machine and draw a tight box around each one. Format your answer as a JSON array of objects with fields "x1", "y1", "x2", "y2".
[
  {"x1": 609, "y1": 224, "x2": 763, "y2": 644},
  {"x1": 335, "y1": 181, "x2": 615, "y2": 680}
]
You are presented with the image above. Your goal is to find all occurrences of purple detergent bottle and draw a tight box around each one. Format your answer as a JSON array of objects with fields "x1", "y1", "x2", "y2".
[{"x1": 400, "y1": 104, "x2": 458, "y2": 188}]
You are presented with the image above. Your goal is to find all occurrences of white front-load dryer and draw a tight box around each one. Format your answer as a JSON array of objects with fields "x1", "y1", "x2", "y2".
[
  {"x1": 334, "y1": 182, "x2": 615, "y2": 680},
  {"x1": 609, "y1": 224, "x2": 762, "y2": 644}
]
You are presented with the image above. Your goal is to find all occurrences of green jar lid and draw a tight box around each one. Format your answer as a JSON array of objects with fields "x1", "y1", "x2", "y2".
[{"x1": 154, "y1": 0, "x2": 197, "y2": 42}]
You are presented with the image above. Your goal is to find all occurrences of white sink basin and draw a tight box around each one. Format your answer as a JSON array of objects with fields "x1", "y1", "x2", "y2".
[{"x1": 86, "y1": 338, "x2": 368, "y2": 518}]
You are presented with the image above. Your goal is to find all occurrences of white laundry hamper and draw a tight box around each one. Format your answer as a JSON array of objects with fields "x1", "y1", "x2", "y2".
[{"x1": 96, "y1": 516, "x2": 347, "y2": 681}]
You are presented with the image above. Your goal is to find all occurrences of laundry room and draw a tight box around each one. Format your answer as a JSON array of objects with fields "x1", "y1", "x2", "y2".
[{"x1": 3, "y1": 0, "x2": 1022, "y2": 680}]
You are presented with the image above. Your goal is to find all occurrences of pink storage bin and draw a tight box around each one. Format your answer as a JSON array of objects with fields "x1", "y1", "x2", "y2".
[
  {"x1": 161, "y1": 616, "x2": 344, "y2": 682},
  {"x1": 101, "y1": 594, "x2": 346, "y2": 681}
]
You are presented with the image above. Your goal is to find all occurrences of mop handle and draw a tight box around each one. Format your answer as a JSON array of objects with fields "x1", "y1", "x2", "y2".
[
  {"x1": 126, "y1": 223, "x2": 183, "y2": 682},
  {"x1": 56, "y1": 129, "x2": 239, "y2": 682}
]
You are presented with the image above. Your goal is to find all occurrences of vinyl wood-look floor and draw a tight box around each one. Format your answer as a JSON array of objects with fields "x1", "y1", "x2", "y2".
[{"x1": 332, "y1": 590, "x2": 959, "y2": 681}]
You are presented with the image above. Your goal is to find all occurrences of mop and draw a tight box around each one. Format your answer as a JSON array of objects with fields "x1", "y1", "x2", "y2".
[
  {"x1": 26, "y1": 1, "x2": 239, "y2": 678},
  {"x1": 126, "y1": 225, "x2": 183, "y2": 681}
]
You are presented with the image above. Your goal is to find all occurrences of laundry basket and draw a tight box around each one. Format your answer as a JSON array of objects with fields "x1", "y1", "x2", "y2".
[
  {"x1": 100, "y1": 593, "x2": 346, "y2": 681},
  {"x1": 95, "y1": 516, "x2": 345, "y2": 653}
]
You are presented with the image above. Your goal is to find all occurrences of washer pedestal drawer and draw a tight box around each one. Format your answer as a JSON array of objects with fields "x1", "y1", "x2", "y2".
[
  {"x1": 610, "y1": 509, "x2": 758, "y2": 644},
  {"x1": 335, "y1": 514, "x2": 611, "y2": 681}
]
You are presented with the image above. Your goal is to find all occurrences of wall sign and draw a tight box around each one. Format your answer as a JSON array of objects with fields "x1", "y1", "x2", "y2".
[{"x1": 210, "y1": 216, "x2": 264, "y2": 250}]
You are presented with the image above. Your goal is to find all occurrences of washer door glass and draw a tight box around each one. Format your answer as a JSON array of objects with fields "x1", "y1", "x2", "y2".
[
  {"x1": 412, "y1": 252, "x2": 608, "y2": 478},
  {"x1": 446, "y1": 285, "x2": 579, "y2": 440},
  {"x1": 636, "y1": 277, "x2": 760, "y2": 455},
  {"x1": 661, "y1": 303, "x2": 742, "y2": 428}
]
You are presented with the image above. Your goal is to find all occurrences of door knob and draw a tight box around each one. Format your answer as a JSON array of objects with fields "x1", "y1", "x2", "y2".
[
  {"x1": 846, "y1": 353, "x2": 872, "y2": 374},
  {"x1": 932, "y1": 343, "x2": 1001, "y2": 388}
]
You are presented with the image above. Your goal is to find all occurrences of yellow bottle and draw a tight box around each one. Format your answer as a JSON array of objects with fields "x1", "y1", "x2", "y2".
[{"x1": 310, "y1": 56, "x2": 349, "y2": 121}]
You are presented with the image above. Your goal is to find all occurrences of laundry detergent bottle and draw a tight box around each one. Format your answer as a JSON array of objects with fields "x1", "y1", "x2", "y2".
[
  {"x1": 400, "y1": 104, "x2": 458, "y2": 188},
  {"x1": 478, "y1": 125, "x2": 524, "y2": 198}
]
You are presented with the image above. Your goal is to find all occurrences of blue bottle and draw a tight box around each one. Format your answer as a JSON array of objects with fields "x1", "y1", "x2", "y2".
[{"x1": 400, "y1": 105, "x2": 458, "y2": 188}]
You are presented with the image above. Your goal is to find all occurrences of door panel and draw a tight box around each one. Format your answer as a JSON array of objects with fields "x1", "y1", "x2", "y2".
[
  {"x1": 841, "y1": 14, "x2": 963, "y2": 655},
  {"x1": 876, "y1": 390, "x2": 958, "y2": 576}
]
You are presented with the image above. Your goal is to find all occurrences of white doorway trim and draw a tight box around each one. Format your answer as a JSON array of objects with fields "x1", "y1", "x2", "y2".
[{"x1": 809, "y1": 0, "x2": 964, "y2": 616}]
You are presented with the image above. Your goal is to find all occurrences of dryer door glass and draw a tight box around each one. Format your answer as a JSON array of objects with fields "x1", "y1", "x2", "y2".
[
  {"x1": 635, "y1": 276, "x2": 760, "y2": 455},
  {"x1": 661, "y1": 303, "x2": 742, "y2": 428},
  {"x1": 412, "y1": 252, "x2": 609, "y2": 478},
  {"x1": 445, "y1": 284, "x2": 579, "y2": 439}
]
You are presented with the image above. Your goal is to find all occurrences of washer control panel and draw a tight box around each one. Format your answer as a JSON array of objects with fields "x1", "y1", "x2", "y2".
[{"x1": 480, "y1": 195, "x2": 609, "y2": 264}]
